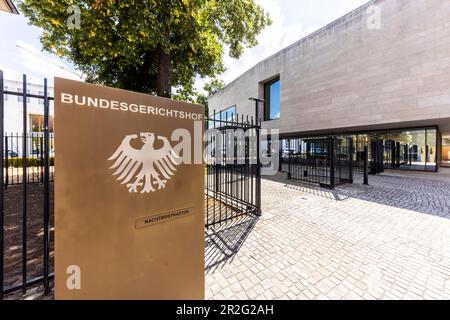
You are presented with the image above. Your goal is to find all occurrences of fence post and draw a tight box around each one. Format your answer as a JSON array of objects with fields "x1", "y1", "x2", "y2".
[
  {"x1": 43, "y1": 78, "x2": 50, "y2": 296},
  {"x1": 370, "y1": 141, "x2": 376, "y2": 175},
  {"x1": 4, "y1": 136, "x2": 8, "y2": 188},
  {"x1": 255, "y1": 103, "x2": 261, "y2": 217},
  {"x1": 329, "y1": 137, "x2": 335, "y2": 189},
  {"x1": 249, "y1": 97, "x2": 264, "y2": 217},
  {"x1": 349, "y1": 137, "x2": 353, "y2": 183},
  {"x1": 364, "y1": 146, "x2": 369, "y2": 185},
  {"x1": 39, "y1": 137, "x2": 43, "y2": 183},
  {"x1": 279, "y1": 140, "x2": 282, "y2": 172},
  {"x1": 288, "y1": 151, "x2": 292, "y2": 179},
  {"x1": 390, "y1": 142, "x2": 394, "y2": 168},
  {"x1": 380, "y1": 141, "x2": 385, "y2": 173},
  {"x1": 0, "y1": 70, "x2": 5, "y2": 300},
  {"x1": 21, "y1": 74, "x2": 28, "y2": 295}
]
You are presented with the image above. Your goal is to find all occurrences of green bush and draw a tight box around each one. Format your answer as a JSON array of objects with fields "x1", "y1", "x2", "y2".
[{"x1": 5, "y1": 157, "x2": 54, "y2": 168}]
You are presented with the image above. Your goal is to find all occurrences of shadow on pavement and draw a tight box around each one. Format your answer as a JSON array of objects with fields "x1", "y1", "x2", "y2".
[
  {"x1": 263, "y1": 171, "x2": 450, "y2": 219},
  {"x1": 205, "y1": 215, "x2": 258, "y2": 274}
]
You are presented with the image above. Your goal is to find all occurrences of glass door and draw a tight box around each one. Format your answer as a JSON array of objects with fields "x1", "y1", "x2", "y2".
[{"x1": 442, "y1": 136, "x2": 450, "y2": 167}]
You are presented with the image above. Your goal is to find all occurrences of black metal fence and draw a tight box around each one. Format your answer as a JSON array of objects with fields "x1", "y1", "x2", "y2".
[
  {"x1": 287, "y1": 136, "x2": 353, "y2": 189},
  {"x1": 205, "y1": 112, "x2": 261, "y2": 227},
  {"x1": 334, "y1": 136, "x2": 353, "y2": 185},
  {"x1": 1, "y1": 71, "x2": 53, "y2": 299},
  {"x1": 351, "y1": 135, "x2": 383, "y2": 175},
  {"x1": 4, "y1": 133, "x2": 55, "y2": 186},
  {"x1": 1, "y1": 72, "x2": 263, "y2": 297},
  {"x1": 352, "y1": 135, "x2": 369, "y2": 174},
  {"x1": 370, "y1": 140, "x2": 385, "y2": 174}
]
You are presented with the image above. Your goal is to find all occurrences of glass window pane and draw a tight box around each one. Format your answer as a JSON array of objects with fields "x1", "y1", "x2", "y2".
[
  {"x1": 269, "y1": 80, "x2": 280, "y2": 120},
  {"x1": 30, "y1": 114, "x2": 54, "y2": 133},
  {"x1": 264, "y1": 77, "x2": 280, "y2": 121},
  {"x1": 209, "y1": 106, "x2": 236, "y2": 128},
  {"x1": 442, "y1": 135, "x2": 450, "y2": 166},
  {"x1": 223, "y1": 106, "x2": 236, "y2": 121},
  {"x1": 30, "y1": 114, "x2": 43, "y2": 132},
  {"x1": 402, "y1": 129, "x2": 426, "y2": 171}
]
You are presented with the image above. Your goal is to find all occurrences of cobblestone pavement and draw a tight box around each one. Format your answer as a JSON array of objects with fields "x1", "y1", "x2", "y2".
[
  {"x1": 6, "y1": 170, "x2": 450, "y2": 300},
  {"x1": 205, "y1": 170, "x2": 450, "y2": 300}
]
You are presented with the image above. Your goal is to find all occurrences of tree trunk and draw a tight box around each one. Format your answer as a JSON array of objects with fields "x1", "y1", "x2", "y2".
[{"x1": 156, "y1": 45, "x2": 171, "y2": 98}]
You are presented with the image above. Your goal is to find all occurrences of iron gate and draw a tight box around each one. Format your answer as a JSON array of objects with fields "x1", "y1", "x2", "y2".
[
  {"x1": 0, "y1": 71, "x2": 54, "y2": 299},
  {"x1": 205, "y1": 113, "x2": 261, "y2": 227},
  {"x1": 352, "y1": 135, "x2": 369, "y2": 174},
  {"x1": 287, "y1": 136, "x2": 353, "y2": 189},
  {"x1": 370, "y1": 139, "x2": 384, "y2": 174},
  {"x1": 1, "y1": 73, "x2": 263, "y2": 297},
  {"x1": 0, "y1": 72, "x2": 262, "y2": 298}
]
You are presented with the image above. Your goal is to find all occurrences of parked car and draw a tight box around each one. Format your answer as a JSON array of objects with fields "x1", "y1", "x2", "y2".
[
  {"x1": 29, "y1": 148, "x2": 55, "y2": 158},
  {"x1": 6, "y1": 150, "x2": 19, "y2": 157}
]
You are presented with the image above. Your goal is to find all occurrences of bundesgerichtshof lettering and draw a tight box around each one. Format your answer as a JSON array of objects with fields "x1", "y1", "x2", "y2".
[{"x1": 60, "y1": 93, "x2": 203, "y2": 120}]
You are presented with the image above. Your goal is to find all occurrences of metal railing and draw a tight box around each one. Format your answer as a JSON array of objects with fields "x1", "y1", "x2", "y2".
[
  {"x1": 3, "y1": 133, "x2": 55, "y2": 186},
  {"x1": 1, "y1": 71, "x2": 53, "y2": 299},
  {"x1": 205, "y1": 112, "x2": 261, "y2": 227},
  {"x1": 0, "y1": 72, "x2": 264, "y2": 298},
  {"x1": 287, "y1": 136, "x2": 353, "y2": 189}
]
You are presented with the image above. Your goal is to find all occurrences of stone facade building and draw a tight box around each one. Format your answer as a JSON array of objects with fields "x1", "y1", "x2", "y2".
[{"x1": 209, "y1": 0, "x2": 450, "y2": 171}]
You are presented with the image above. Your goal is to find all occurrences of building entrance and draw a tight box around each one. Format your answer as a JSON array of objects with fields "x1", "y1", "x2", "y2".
[{"x1": 442, "y1": 136, "x2": 450, "y2": 167}]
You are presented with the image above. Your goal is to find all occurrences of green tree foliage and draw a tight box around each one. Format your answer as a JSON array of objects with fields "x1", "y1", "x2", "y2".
[
  {"x1": 19, "y1": 0, "x2": 271, "y2": 98},
  {"x1": 203, "y1": 78, "x2": 225, "y2": 96},
  {"x1": 192, "y1": 77, "x2": 224, "y2": 115}
]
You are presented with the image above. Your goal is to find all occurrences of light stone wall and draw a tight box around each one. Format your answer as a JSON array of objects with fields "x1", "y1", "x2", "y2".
[{"x1": 209, "y1": 0, "x2": 450, "y2": 136}]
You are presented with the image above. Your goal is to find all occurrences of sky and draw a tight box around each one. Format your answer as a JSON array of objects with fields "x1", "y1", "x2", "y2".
[
  {"x1": 218, "y1": 0, "x2": 369, "y2": 86},
  {"x1": 0, "y1": 9, "x2": 83, "y2": 85},
  {"x1": 0, "y1": 0, "x2": 369, "y2": 89}
]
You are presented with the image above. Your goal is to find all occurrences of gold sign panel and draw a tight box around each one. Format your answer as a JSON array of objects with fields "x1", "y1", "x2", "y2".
[{"x1": 54, "y1": 78, "x2": 205, "y2": 299}]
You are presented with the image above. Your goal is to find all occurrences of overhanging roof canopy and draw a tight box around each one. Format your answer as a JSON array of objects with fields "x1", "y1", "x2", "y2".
[{"x1": 0, "y1": 0, "x2": 19, "y2": 14}]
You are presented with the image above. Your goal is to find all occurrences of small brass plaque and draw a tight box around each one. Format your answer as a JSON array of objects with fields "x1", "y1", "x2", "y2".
[{"x1": 135, "y1": 207, "x2": 194, "y2": 229}]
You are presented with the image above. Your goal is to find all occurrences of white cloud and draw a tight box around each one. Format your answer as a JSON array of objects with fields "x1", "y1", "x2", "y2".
[
  {"x1": 14, "y1": 41, "x2": 83, "y2": 83},
  {"x1": 0, "y1": 12, "x2": 83, "y2": 85},
  {"x1": 1, "y1": 42, "x2": 83, "y2": 85}
]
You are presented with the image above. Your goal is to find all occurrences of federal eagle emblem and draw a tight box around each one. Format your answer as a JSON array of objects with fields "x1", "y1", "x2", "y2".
[{"x1": 108, "y1": 133, "x2": 180, "y2": 193}]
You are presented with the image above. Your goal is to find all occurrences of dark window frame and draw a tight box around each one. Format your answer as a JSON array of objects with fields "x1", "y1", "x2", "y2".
[{"x1": 263, "y1": 77, "x2": 280, "y2": 121}]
